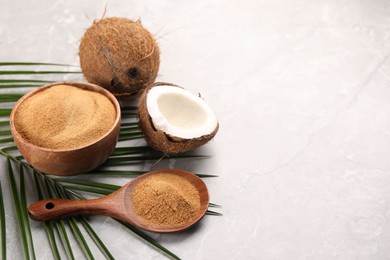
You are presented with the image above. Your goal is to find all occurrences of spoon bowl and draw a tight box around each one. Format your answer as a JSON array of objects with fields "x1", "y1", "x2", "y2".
[{"x1": 28, "y1": 169, "x2": 209, "y2": 233}]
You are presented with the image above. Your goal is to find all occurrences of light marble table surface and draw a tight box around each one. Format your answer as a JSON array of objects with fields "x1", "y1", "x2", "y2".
[{"x1": 2, "y1": 0, "x2": 390, "y2": 259}]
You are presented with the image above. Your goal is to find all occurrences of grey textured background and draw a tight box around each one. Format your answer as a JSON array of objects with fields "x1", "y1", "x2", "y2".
[{"x1": 2, "y1": 0, "x2": 390, "y2": 259}]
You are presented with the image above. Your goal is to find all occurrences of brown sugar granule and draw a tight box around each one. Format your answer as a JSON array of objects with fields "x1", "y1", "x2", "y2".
[
  {"x1": 14, "y1": 85, "x2": 116, "y2": 150},
  {"x1": 131, "y1": 173, "x2": 200, "y2": 226}
]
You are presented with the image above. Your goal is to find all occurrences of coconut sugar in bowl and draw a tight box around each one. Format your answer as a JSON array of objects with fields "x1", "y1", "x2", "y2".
[{"x1": 10, "y1": 82, "x2": 121, "y2": 176}]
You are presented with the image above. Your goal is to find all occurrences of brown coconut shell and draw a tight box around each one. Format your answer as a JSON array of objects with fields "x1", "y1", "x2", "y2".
[
  {"x1": 79, "y1": 17, "x2": 160, "y2": 100},
  {"x1": 138, "y1": 83, "x2": 219, "y2": 154}
]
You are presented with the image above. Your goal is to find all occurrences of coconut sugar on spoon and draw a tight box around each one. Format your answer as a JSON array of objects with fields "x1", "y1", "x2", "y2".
[
  {"x1": 14, "y1": 84, "x2": 116, "y2": 150},
  {"x1": 131, "y1": 172, "x2": 201, "y2": 226}
]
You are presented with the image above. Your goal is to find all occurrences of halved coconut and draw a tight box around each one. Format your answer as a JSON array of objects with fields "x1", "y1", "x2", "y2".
[{"x1": 138, "y1": 83, "x2": 219, "y2": 154}]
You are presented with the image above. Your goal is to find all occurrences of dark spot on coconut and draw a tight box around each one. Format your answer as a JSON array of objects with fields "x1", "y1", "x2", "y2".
[
  {"x1": 166, "y1": 134, "x2": 187, "y2": 143},
  {"x1": 127, "y1": 67, "x2": 139, "y2": 79},
  {"x1": 166, "y1": 135, "x2": 177, "y2": 142},
  {"x1": 111, "y1": 78, "x2": 124, "y2": 92}
]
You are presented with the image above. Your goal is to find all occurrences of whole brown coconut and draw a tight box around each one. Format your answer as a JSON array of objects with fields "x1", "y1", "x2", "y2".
[{"x1": 79, "y1": 17, "x2": 160, "y2": 99}]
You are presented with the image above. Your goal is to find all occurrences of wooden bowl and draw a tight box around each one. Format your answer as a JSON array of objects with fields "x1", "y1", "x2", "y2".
[{"x1": 10, "y1": 82, "x2": 121, "y2": 176}]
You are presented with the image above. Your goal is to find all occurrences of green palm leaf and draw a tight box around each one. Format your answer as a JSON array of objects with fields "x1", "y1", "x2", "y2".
[
  {"x1": 19, "y1": 165, "x2": 36, "y2": 259},
  {"x1": 53, "y1": 184, "x2": 98, "y2": 259},
  {"x1": 0, "y1": 62, "x2": 221, "y2": 260},
  {"x1": 58, "y1": 184, "x2": 113, "y2": 196},
  {"x1": 0, "y1": 62, "x2": 77, "y2": 67},
  {"x1": 0, "y1": 137, "x2": 15, "y2": 144},
  {"x1": 117, "y1": 220, "x2": 180, "y2": 260},
  {"x1": 0, "y1": 79, "x2": 53, "y2": 83},
  {"x1": 53, "y1": 185, "x2": 94, "y2": 259},
  {"x1": 6, "y1": 158, "x2": 32, "y2": 259},
  {"x1": 55, "y1": 220, "x2": 75, "y2": 260},
  {"x1": 34, "y1": 169, "x2": 117, "y2": 259},
  {"x1": 78, "y1": 217, "x2": 115, "y2": 260},
  {"x1": 1, "y1": 146, "x2": 17, "y2": 152},
  {"x1": 44, "y1": 178, "x2": 75, "y2": 260},
  {"x1": 32, "y1": 172, "x2": 61, "y2": 259},
  {"x1": 0, "y1": 70, "x2": 81, "y2": 75},
  {"x1": 0, "y1": 130, "x2": 11, "y2": 136},
  {"x1": 0, "y1": 84, "x2": 41, "y2": 89},
  {"x1": 55, "y1": 178, "x2": 119, "y2": 189},
  {"x1": 43, "y1": 222, "x2": 61, "y2": 260},
  {"x1": 0, "y1": 109, "x2": 13, "y2": 116},
  {"x1": 68, "y1": 218, "x2": 94, "y2": 259},
  {"x1": 0, "y1": 182, "x2": 6, "y2": 259},
  {"x1": 88, "y1": 170, "x2": 147, "y2": 177},
  {"x1": 205, "y1": 210, "x2": 223, "y2": 216}
]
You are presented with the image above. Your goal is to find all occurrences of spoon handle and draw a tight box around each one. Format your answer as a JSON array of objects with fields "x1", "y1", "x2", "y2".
[{"x1": 28, "y1": 198, "x2": 112, "y2": 221}]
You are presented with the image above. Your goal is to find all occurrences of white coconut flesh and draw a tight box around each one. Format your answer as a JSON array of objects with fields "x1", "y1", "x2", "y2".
[{"x1": 146, "y1": 86, "x2": 218, "y2": 139}]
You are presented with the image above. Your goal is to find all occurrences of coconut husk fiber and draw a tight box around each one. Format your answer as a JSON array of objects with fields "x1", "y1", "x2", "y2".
[
  {"x1": 79, "y1": 17, "x2": 160, "y2": 100},
  {"x1": 138, "y1": 84, "x2": 219, "y2": 154}
]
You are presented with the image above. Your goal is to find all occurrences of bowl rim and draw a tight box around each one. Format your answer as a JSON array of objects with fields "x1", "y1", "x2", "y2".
[{"x1": 10, "y1": 81, "x2": 121, "y2": 152}]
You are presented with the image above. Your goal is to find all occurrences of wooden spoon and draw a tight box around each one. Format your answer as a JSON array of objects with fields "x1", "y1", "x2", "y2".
[{"x1": 28, "y1": 169, "x2": 209, "y2": 233}]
